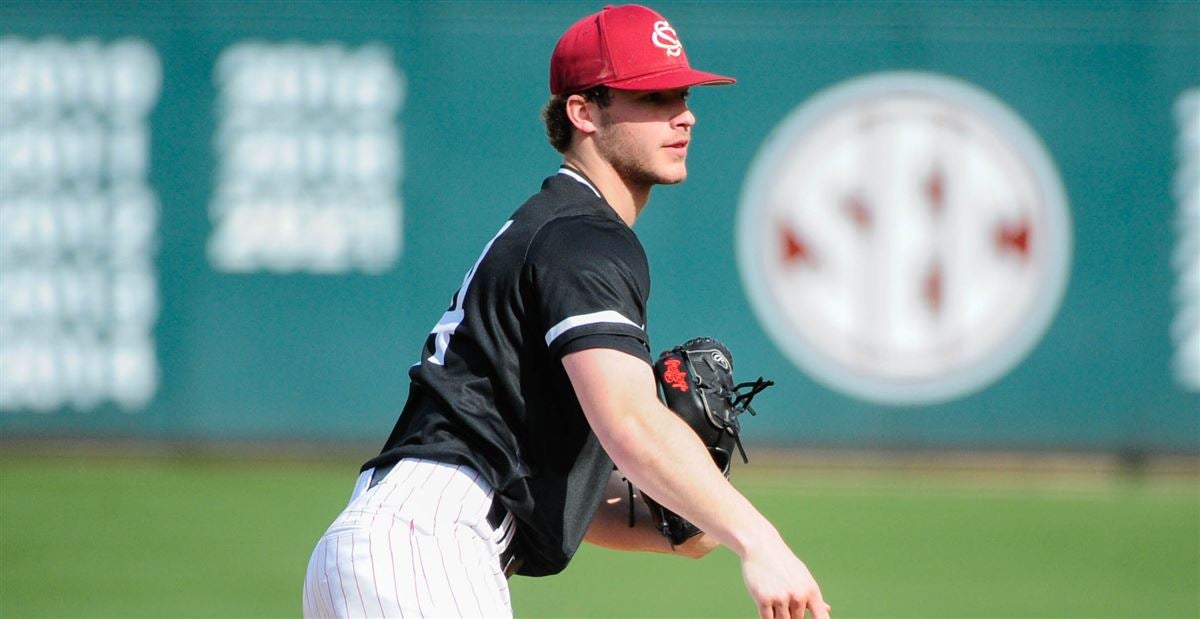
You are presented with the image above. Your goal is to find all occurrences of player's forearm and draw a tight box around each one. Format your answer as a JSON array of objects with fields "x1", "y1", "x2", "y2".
[
  {"x1": 566, "y1": 349, "x2": 829, "y2": 618},
  {"x1": 564, "y1": 348, "x2": 783, "y2": 560},
  {"x1": 584, "y1": 472, "x2": 674, "y2": 553},
  {"x1": 593, "y1": 395, "x2": 783, "y2": 560}
]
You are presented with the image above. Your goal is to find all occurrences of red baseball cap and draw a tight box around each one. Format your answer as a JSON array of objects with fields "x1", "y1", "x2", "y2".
[{"x1": 550, "y1": 4, "x2": 736, "y2": 95}]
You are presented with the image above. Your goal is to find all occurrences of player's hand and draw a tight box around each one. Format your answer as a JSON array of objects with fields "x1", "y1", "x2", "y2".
[{"x1": 740, "y1": 541, "x2": 830, "y2": 619}]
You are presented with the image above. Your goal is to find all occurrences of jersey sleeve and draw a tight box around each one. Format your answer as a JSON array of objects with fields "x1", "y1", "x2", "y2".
[{"x1": 525, "y1": 215, "x2": 652, "y2": 364}]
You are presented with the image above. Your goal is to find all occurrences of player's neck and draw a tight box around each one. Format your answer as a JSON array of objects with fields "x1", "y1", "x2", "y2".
[{"x1": 561, "y1": 153, "x2": 650, "y2": 227}]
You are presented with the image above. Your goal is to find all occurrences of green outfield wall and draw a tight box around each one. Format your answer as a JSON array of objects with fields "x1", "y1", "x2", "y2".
[{"x1": 1, "y1": 1, "x2": 1197, "y2": 453}]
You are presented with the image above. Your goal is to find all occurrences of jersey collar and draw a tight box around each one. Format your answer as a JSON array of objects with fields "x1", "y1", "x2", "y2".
[{"x1": 557, "y1": 165, "x2": 602, "y2": 199}]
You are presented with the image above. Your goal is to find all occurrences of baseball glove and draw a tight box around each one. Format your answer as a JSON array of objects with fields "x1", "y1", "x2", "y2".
[{"x1": 636, "y1": 337, "x2": 773, "y2": 547}]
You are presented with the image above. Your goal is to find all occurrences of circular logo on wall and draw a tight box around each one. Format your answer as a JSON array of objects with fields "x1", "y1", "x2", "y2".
[{"x1": 736, "y1": 72, "x2": 1072, "y2": 405}]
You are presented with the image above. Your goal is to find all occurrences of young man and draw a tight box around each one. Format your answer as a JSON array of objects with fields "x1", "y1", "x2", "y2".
[{"x1": 303, "y1": 5, "x2": 830, "y2": 619}]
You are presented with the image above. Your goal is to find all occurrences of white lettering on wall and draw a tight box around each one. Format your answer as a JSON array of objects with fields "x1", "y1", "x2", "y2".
[
  {"x1": 0, "y1": 37, "x2": 161, "y2": 412},
  {"x1": 1173, "y1": 88, "x2": 1199, "y2": 391},
  {"x1": 208, "y1": 42, "x2": 405, "y2": 274}
]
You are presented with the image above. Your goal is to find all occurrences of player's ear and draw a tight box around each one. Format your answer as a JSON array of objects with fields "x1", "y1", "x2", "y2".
[{"x1": 565, "y1": 93, "x2": 599, "y2": 135}]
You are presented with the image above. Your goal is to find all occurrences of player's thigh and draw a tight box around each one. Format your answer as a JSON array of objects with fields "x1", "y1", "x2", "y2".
[{"x1": 303, "y1": 521, "x2": 510, "y2": 618}]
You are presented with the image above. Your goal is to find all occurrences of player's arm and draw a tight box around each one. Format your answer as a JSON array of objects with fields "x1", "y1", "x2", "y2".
[
  {"x1": 563, "y1": 347, "x2": 831, "y2": 619},
  {"x1": 583, "y1": 469, "x2": 718, "y2": 558}
]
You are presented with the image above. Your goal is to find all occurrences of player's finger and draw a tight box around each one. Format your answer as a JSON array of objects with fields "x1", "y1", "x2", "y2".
[
  {"x1": 760, "y1": 599, "x2": 787, "y2": 619},
  {"x1": 809, "y1": 599, "x2": 832, "y2": 619}
]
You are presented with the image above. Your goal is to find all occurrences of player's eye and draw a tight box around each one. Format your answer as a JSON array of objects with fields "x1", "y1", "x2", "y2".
[{"x1": 641, "y1": 89, "x2": 689, "y2": 105}]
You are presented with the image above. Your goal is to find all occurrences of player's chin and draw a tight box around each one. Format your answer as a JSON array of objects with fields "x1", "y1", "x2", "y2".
[{"x1": 656, "y1": 163, "x2": 688, "y2": 185}]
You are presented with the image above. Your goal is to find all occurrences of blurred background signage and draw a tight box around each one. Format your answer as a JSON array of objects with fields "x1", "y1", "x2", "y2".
[
  {"x1": 0, "y1": 38, "x2": 161, "y2": 412},
  {"x1": 0, "y1": 1, "x2": 1195, "y2": 454},
  {"x1": 738, "y1": 72, "x2": 1072, "y2": 405},
  {"x1": 208, "y1": 42, "x2": 405, "y2": 274}
]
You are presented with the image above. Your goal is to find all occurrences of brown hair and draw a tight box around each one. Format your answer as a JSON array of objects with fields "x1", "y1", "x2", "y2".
[{"x1": 542, "y1": 86, "x2": 612, "y2": 153}]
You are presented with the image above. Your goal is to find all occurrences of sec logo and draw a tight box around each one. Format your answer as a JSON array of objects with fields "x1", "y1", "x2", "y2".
[{"x1": 736, "y1": 72, "x2": 1072, "y2": 405}]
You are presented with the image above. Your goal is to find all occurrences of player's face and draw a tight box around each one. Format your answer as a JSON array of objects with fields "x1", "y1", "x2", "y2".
[{"x1": 594, "y1": 88, "x2": 695, "y2": 187}]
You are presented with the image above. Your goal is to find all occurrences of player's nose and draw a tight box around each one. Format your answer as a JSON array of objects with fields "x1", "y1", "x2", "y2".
[{"x1": 674, "y1": 106, "x2": 696, "y2": 129}]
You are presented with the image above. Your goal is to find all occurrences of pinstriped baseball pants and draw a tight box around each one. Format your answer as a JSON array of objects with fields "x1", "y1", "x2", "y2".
[{"x1": 303, "y1": 458, "x2": 515, "y2": 618}]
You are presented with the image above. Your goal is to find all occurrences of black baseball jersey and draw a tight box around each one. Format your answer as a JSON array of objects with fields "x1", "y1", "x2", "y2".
[{"x1": 363, "y1": 168, "x2": 652, "y2": 576}]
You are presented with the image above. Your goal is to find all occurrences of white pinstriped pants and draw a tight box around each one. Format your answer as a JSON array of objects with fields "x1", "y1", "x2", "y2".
[{"x1": 303, "y1": 458, "x2": 515, "y2": 618}]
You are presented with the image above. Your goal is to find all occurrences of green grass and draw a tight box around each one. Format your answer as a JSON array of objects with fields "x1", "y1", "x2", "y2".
[{"x1": 1, "y1": 454, "x2": 1197, "y2": 618}]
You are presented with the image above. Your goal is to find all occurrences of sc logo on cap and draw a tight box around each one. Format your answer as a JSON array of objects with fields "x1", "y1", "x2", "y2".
[{"x1": 652, "y1": 21, "x2": 682, "y2": 57}]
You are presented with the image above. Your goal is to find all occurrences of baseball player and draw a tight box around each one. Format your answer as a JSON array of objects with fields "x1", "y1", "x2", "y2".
[{"x1": 302, "y1": 5, "x2": 831, "y2": 619}]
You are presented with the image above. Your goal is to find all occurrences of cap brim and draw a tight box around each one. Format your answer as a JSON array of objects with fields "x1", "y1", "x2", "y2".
[{"x1": 604, "y1": 67, "x2": 736, "y2": 91}]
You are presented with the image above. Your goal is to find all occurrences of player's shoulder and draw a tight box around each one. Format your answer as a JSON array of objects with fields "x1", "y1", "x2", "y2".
[
  {"x1": 516, "y1": 171, "x2": 646, "y2": 266},
  {"x1": 537, "y1": 210, "x2": 632, "y2": 237},
  {"x1": 528, "y1": 213, "x2": 644, "y2": 264}
]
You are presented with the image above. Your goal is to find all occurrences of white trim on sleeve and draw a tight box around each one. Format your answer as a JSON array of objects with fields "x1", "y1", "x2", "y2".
[{"x1": 544, "y1": 310, "x2": 642, "y2": 347}]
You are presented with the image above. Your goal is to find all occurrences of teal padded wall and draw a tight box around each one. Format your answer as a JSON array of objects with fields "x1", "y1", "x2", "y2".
[{"x1": 1, "y1": 1, "x2": 1196, "y2": 452}]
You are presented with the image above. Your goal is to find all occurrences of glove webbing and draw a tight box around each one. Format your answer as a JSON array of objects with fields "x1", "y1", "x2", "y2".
[{"x1": 693, "y1": 372, "x2": 774, "y2": 469}]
